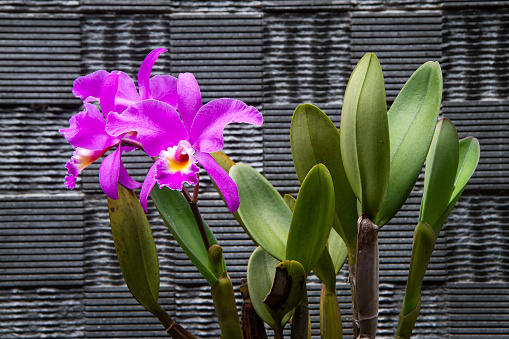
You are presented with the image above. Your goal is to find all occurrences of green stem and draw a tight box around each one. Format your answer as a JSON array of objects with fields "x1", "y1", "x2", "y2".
[
  {"x1": 211, "y1": 272, "x2": 244, "y2": 339},
  {"x1": 182, "y1": 186, "x2": 211, "y2": 251},
  {"x1": 154, "y1": 308, "x2": 197, "y2": 339}
]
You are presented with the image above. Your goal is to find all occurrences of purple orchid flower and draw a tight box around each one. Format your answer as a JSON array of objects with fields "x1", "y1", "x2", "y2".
[
  {"x1": 60, "y1": 103, "x2": 141, "y2": 198},
  {"x1": 105, "y1": 72, "x2": 263, "y2": 213},
  {"x1": 61, "y1": 48, "x2": 178, "y2": 199}
]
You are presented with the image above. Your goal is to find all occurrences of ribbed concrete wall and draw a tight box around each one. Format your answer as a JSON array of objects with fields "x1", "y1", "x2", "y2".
[{"x1": 0, "y1": 1, "x2": 508, "y2": 338}]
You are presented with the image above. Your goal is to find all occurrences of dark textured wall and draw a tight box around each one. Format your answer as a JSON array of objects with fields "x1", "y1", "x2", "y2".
[{"x1": 0, "y1": 0, "x2": 508, "y2": 338}]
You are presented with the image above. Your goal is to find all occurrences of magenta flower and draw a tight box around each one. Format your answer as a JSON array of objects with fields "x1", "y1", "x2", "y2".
[
  {"x1": 61, "y1": 48, "x2": 178, "y2": 199},
  {"x1": 60, "y1": 103, "x2": 141, "y2": 198},
  {"x1": 105, "y1": 73, "x2": 263, "y2": 213}
]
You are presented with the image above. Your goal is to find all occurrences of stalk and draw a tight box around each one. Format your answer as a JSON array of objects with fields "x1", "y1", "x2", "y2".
[
  {"x1": 240, "y1": 278, "x2": 268, "y2": 339},
  {"x1": 356, "y1": 214, "x2": 379, "y2": 338},
  {"x1": 348, "y1": 251, "x2": 359, "y2": 337},
  {"x1": 211, "y1": 272, "x2": 244, "y2": 339},
  {"x1": 153, "y1": 308, "x2": 197, "y2": 339},
  {"x1": 291, "y1": 293, "x2": 310, "y2": 339}
]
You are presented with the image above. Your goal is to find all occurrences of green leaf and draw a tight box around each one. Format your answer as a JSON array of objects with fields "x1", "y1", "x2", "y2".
[
  {"x1": 211, "y1": 272, "x2": 244, "y2": 339},
  {"x1": 247, "y1": 247, "x2": 292, "y2": 331},
  {"x1": 264, "y1": 260, "x2": 307, "y2": 333},
  {"x1": 290, "y1": 103, "x2": 358, "y2": 251},
  {"x1": 396, "y1": 293, "x2": 422, "y2": 339},
  {"x1": 107, "y1": 184, "x2": 162, "y2": 315},
  {"x1": 432, "y1": 137, "x2": 480, "y2": 237},
  {"x1": 401, "y1": 221, "x2": 435, "y2": 318},
  {"x1": 376, "y1": 61, "x2": 442, "y2": 226},
  {"x1": 230, "y1": 163, "x2": 292, "y2": 261},
  {"x1": 286, "y1": 164, "x2": 335, "y2": 275},
  {"x1": 150, "y1": 186, "x2": 222, "y2": 286},
  {"x1": 340, "y1": 53, "x2": 390, "y2": 219},
  {"x1": 320, "y1": 284, "x2": 343, "y2": 339},
  {"x1": 419, "y1": 118, "x2": 459, "y2": 233},
  {"x1": 328, "y1": 227, "x2": 348, "y2": 274},
  {"x1": 313, "y1": 248, "x2": 337, "y2": 289}
]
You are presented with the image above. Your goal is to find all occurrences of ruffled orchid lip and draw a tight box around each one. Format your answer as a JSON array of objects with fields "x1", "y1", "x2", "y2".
[{"x1": 154, "y1": 140, "x2": 200, "y2": 191}]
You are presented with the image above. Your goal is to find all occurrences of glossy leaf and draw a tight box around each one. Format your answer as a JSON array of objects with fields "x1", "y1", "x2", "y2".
[
  {"x1": 313, "y1": 248, "x2": 337, "y2": 289},
  {"x1": 432, "y1": 137, "x2": 480, "y2": 237},
  {"x1": 286, "y1": 164, "x2": 335, "y2": 275},
  {"x1": 290, "y1": 103, "x2": 358, "y2": 251},
  {"x1": 376, "y1": 61, "x2": 442, "y2": 226},
  {"x1": 151, "y1": 186, "x2": 222, "y2": 286},
  {"x1": 320, "y1": 284, "x2": 343, "y2": 339},
  {"x1": 284, "y1": 192, "x2": 347, "y2": 275},
  {"x1": 340, "y1": 53, "x2": 390, "y2": 219},
  {"x1": 247, "y1": 247, "x2": 292, "y2": 331},
  {"x1": 328, "y1": 227, "x2": 348, "y2": 274},
  {"x1": 264, "y1": 260, "x2": 307, "y2": 333},
  {"x1": 108, "y1": 184, "x2": 162, "y2": 315},
  {"x1": 211, "y1": 272, "x2": 244, "y2": 339},
  {"x1": 419, "y1": 118, "x2": 459, "y2": 232},
  {"x1": 401, "y1": 221, "x2": 435, "y2": 318},
  {"x1": 230, "y1": 163, "x2": 292, "y2": 261}
]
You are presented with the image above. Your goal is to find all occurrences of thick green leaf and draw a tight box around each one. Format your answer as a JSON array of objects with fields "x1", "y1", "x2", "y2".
[
  {"x1": 432, "y1": 137, "x2": 480, "y2": 237},
  {"x1": 247, "y1": 247, "x2": 292, "y2": 331},
  {"x1": 150, "y1": 186, "x2": 222, "y2": 286},
  {"x1": 264, "y1": 260, "x2": 307, "y2": 332},
  {"x1": 285, "y1": 192, "x2": 347, "y2": 275},
  {"x1": 396, "y1": 294, "x2": 422, "y2": 339},
  {"x1": 340, "y1": 53, "x2": 390, "y2": 219},
  {"x1": 419, "y1": 118, "x2": 459, "y2": 232},
  {"x1": 108, "y1": 184, "x2": 162, "y2": 315},
  {"x1": 291, "y1": 103, "x2": 358, "y2": 251},
  {"x1": 211, "y1": 272, "x2": 243, "y2": 339},
  {"x1": 328, "y1": 227, "x2": 348, "y2": 274},
  {"x1": 313, "y1": 248, "x2": 337, "y2": 289},
  {"x1": 376, "y1": 61, "x2": 442, "y2": 226},
  {"x1": 320, "y1": 284, "x2": 343, "y2": 339},
  {"x1": 401, "y1": 221, "x2": 435, "y2": 318},
  {"x1": 230, "y1": 163, "x2": 292, "y2": 261},
  {"x1": 286, "y1": 164, "x2": 335, "y2": 275}
]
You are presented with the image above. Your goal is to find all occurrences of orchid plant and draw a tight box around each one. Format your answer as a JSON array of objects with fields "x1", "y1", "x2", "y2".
[{"x1": 60, "y1": 49, "x2": 480, "y2": 339}]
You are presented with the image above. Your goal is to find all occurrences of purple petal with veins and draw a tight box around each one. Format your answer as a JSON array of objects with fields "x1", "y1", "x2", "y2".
[
  {"x1": 72, "y1": 70, "x2": 109, "y2": 103},
  {"x1": 177, "y1": 73, "x2": 202, "y2": 130},
  {"x1": 150, "y1": 75, "x2": 178, "y2": 108},
  {"x1": 100, "y1": 71, "x2": 141, "y2": 116},
  {"x1": 106, "y1": 99, "x2": 189, "y2": 157},
  {"x1": 138, "y1": 48, "x2": 167, "y2": 100},
  {"x1": 194, "y1": 150, "x2": 239, "y2": 213},
  {"x1": 190, "y1": 98, "x2": 263, "y2": 153},
  {"x1": 59, "y1": 103, "x2": 119, "y2": 151}
]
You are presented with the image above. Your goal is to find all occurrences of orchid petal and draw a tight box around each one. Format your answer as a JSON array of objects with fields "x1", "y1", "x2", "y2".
[
  {"x1": 190, "y1": 98, "x2": 263, "y2": 153},
  {"x1": 99, "y1": 146, "x2": 122, "y2": 200},
  {"x1": 100, "y1": 71, "x2": 141, "y2": 116},
  {"x1": 194, "y1": 150, "x2": 239, "y2": 213},
  {"x1": 140, "y1": 162, "x2": 158, "y2": 212},
  {"x1": 64, "y1": 148, "x2": 108, "y2": 190},
  {"x1": 59, "y1": 103, "x2": 119, "y2": 150},
  {"x1": 154, "y1": 141, "x2": 200, "y2": 190},
  {"x1": 177, "y1": 73, "x2": 202, "y2": 130},
  {"x1": 150, "y1": 74, "x2": 178, "y2": 108},
  {"x1": 106, "y1": 99, "x2": 189, "y2": 157},
  {"x1": 72, "y1": 70, "x2": 109, "y2": 103},
  {"x1": 118, "y1": 156, "x2": 142, "y2": 190},
  {"x1": 138, "y1": 48, "x2": 167, "y2": 100}
]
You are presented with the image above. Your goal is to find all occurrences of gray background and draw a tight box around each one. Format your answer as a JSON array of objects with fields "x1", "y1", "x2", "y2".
[{"x1": 0, "y1": 0, "x2": 508, "y2": 338}]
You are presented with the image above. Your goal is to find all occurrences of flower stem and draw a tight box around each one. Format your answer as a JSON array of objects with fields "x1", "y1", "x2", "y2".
[{"x1": 182, "y1": 185, "x2": 211, "y2": 251}]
